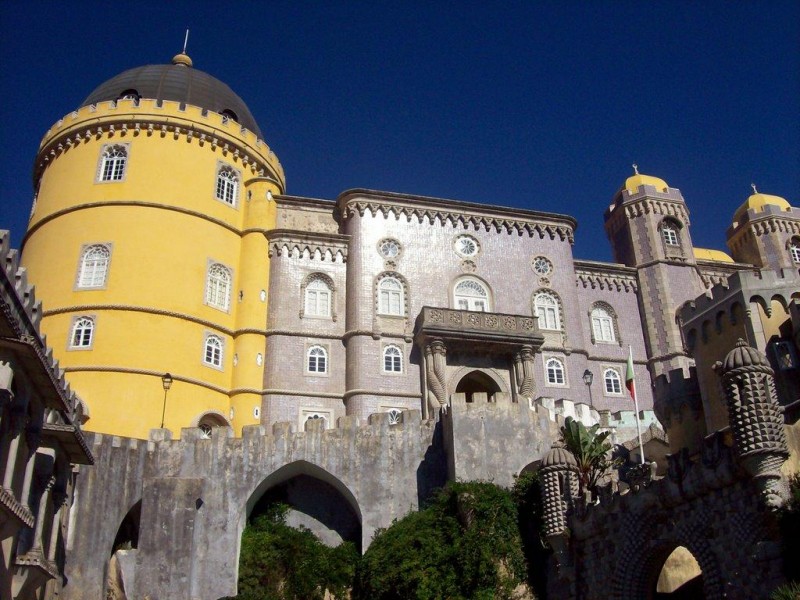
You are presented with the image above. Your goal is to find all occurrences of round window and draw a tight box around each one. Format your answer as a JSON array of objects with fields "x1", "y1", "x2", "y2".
[
  {"x1": 379, "y1": 238, "x2": 401, "y2": 259},
  {"x1": 532, "y1": 256, "x2": 553, "y2": 276},
  {"x1": 454, "y1": 235, "x2": 480, "y2": 257}
]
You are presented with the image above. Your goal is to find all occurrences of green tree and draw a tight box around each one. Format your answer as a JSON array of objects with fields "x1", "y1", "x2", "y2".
[{"x1": 559, "y1": 416, "x2": 616, "y2": 496}]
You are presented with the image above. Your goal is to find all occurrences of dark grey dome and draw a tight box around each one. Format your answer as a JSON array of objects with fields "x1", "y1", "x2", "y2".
[{"x1": 81, "y1": 55, "x2": 263, "y2": 138}]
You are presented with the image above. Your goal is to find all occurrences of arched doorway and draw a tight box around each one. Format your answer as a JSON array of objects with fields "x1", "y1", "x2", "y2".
[
  {"x1": 654, "y1": 546, "x2": 704, "y2": 599},
  {"x1": 455, "y1": 370, "x2": 502, "y2": 402},
  {"x1": 105, "y1": 500, "x2": 141, "y2": 600}
]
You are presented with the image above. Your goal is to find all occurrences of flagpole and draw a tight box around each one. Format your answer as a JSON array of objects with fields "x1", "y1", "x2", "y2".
[{"x1": 629, "y1": 345, "x2": 645, "y2": 465}]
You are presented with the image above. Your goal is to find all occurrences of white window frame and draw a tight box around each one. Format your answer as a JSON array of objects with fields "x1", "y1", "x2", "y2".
[
  {"x1": 603, "y1": 368, "x2": 623, "y2": 395},
  {"x1": 662, "y1": 225, "x2": 679, "y2": 247},
  {"x1": 76, "y1": 244, "x2": 112, "y2": 289},
  {"x1": 544, "y1": 357, "x2": 566, "y2": 387},
  {"x1": 215, "y1": 164, "x2": 240, "y2": 207},
  {"x1": 383, "y1": 345, "x2": 403, "y2": 373},
  {"x1": 205, "y1": 262, "x2": 232, "y2": 312},
  {"x1": 534, "y1": 292, "x2": 561, "y2": 330},
  {"x1": 378, "y1": 276, "x2": 405, "y2": 316},
  {"x1": 304, "y1": 278, "x2": 332, "y2": 318},
  {"x1": 452, "y1": 277, "x2": 491, "y2": 312},
  {"x1": 385, "y1": 407, "x2": 403, "y2": 425},
  {"x1": 203, "y1": 334, "x2": 224, "y2": 368},
  {"x1": 591, "y1": 307, "x2": 616, "y2": 343},
  {"x1": 790, "y1": 240, "x2": 800, "y2": 264},
  {"x1": 97, "y1": 144, "x2": 129, "y2": 182},
  {"x1": 307, "y1": 345, "x2": 328, "y2": 375},
  {"x1": 69, "y1": 316, "x2": 95, "y2": 350}
]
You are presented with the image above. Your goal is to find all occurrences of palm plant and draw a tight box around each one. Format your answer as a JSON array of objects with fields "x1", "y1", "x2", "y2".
[{"x1": 559, "y1": 417, "x2": 616, "y2": 496}]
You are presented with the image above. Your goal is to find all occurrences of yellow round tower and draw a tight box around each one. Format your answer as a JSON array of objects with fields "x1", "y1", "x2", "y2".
[{"x1": 20, "y1": 53, "x2": 285, "y2": 439}]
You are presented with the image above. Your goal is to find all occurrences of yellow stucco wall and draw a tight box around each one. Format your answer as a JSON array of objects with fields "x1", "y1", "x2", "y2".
[{"x1": 21, "y1": 101, "x2": 283, "y2": 438}]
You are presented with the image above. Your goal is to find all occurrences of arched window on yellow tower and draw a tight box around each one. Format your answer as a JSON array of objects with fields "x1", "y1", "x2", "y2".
[
  {"x1": 77, "y1": 245, "x2": 111, "y2": 289},
  {"x1": 215, "y1": 165, "x2": 240, "y2": 206},
  {"x1": 203, "y1": 334, "x2": 224, "y2": 368},
  {"x1": 70, "y1": 317, "x2": 95, "y2": 349},
  {"x1": 98, "y1": 144, "x2": 128, "y2": 182},
  {"x1": 206, "y1": 263, "x2": 232, "y2": 311}
]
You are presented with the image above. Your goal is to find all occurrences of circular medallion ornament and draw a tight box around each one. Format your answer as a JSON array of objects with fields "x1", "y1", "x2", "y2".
[
  {"x1": 454, "y1": 235, "x2": 480, "y2": 258},
  {"x1": 532, "y1": 256, "x2": 553, "y2": 276},
  {"x1": 378, "y1": 238, "x2": 402, "y2": 259}
]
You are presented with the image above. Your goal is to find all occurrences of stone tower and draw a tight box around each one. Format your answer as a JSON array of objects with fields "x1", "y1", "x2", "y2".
[
  {"x1": 604, "y1": 171, "x2": 706, "y2": 448},
  {"x1": 726, "y1": 189, "x2": 800, "y2": 270}
]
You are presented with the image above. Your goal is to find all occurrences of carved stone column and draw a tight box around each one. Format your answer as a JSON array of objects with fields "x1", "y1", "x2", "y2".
[
  {"x1": 719, "y1": 338, "x2": 789, "y2": 509},
  {"x1": 514, "y1": 345, "x2": 536, "y2": 402},
  {"x1": 424, "y1": 339, "x2": 447, "y2": 416},
  {"x1": 32, "y1": 476, "x2": 56, "y2": 553},
  {"x1": 47, "y1": 486, "x2": 68, "y2": 562}
]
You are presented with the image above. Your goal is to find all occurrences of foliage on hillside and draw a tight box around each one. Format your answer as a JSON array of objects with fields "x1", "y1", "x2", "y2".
[
  {"x1": 222, "y1": 503, "x2": 358, "y2": 600},
  {"x1": 354, "y1": 480, "x2": 542, "y2": 600},
  {"x1": 226, "y1": 478, "x2": 548, "y2": 600}
]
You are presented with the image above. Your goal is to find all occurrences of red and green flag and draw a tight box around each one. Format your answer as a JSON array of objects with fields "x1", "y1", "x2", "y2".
[{"x1": 626, "y1": 346, "x2": 636, "y2": 402}]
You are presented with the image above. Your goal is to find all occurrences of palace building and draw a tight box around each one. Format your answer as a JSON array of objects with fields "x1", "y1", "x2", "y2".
[{"x1": 2, "y1": 51, "x2": 798, "y2": 599}]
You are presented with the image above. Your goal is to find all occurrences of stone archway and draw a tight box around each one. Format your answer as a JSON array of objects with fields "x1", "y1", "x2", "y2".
[
  {"x1": 242, "y1": 460, "x2": 363, "y2": 551},
  {"x1": 454, "y1": 369, "x2": 503, "y2": 402},
  {"x1": 654, "y1": 546, "x2": 703, "y2": 598},
  {"x1": 105, "y1": 500, "x2": 142, "y2": 600}
]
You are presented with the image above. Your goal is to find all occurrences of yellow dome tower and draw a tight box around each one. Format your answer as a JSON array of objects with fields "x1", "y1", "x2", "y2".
[{"x1": 20, "y1": 53, "x2": 285, "y2": 438}]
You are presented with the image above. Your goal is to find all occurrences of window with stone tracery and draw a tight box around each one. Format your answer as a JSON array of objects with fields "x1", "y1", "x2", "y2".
[
  {"x1": 204, "y1": 334, "x2": 223, "y2": 368},
  {"x1": 453, "y1": 277, "x2": 491, "y2": 312},
  {"x1": 70, "y1": 317, "x2": 95, "y2": 349},
  {"x1": 378, "y1": 276, "x2": 405, "y2": 316},
  {"x1": 545, "y1": 357, "x2": 566, "y2": 386},
  {"x1": 304, "y1": 277, "x2": 331, "y2": 318},
  {"x1": 604, "y1": 368, "x2": 623, "y2": 395},
  {"x1": 206, "y1": 263, "x2": 232, "y2": 311},
  {"x1": 383, "y1": 345, "x2": 403, "y2": 373},
  {"x1": 98, "y1": 144, "x2": 128, "y2": 182},
  {"x1": 307, "y1": 345, "x2": 328, "y2": 374},
  {"x1": 215, "y1": 165, "x2": 239, "y2": 206},
  {"x1": 77, "y1": 244, "x2": 111, "y2": 288},
  {"x1": 534, "y1": 292, "x2": 561, "y2": 330},
  {"x1": 590, "y1": 303, "x2": 618, "y2": 344}
]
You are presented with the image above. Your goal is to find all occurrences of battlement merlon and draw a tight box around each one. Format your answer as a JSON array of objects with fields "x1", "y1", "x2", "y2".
[
  {"x1": 727, "y1": 203, "x2": 800, "y2": 238},
  {"x1": 36, "y1": 99, "x2": 285, "y2": 190},
  {"x1": 604, "y1": 183, "x2": 688, "y2": 223}
]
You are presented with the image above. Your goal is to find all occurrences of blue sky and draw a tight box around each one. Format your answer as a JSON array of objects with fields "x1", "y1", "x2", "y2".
[{"x1": 1, "y1": 1, "x2": 797, "y2": 261}]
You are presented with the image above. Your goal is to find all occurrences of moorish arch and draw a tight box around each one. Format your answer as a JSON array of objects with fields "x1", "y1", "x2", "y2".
[
  {"x1": 241, "y1": 460, "x2": 363, "y2": 550},
  {"x1": 610, "y1": 518, "x2": 724, "y2": 600},
  {"x1": 449, "y1": 367, "x2": 507, "y2": 402}
]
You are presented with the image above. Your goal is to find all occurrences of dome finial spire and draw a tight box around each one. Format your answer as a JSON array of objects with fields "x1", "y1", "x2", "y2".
[
  {"x1": 751, "y1": 182, "x2": 758, "y2": 194},
  {"x1": 632, "y1": 163, "x2": 639, "y2": 175},
  {"x1": 171, "y1": 29, "x2": 193, "y2": 68},
  {"x1": 182, "y1": 28, "x2": 190, "y2": 54}
]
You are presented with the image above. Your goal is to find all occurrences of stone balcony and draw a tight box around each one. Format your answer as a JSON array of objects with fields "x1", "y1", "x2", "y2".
[{"x1": 414, "y1": 306, "x2": 544, "y2": 354}]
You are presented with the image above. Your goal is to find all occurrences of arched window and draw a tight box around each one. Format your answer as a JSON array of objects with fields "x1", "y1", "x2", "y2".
[
  {"x1": 77, "y1": 245, "x2": 111, "y2": 288},
  {"x1": 383, "y1": 345, "x2": 403, "y2": 373},
  {"x1": 591, "y1": 304, "x2": 616, "y2": 343},
  {"x1": 545, "y1": 358, "x2": 565, "y2": 385},
  {"x1": 604, "y1": 368, "x2": 622, "y2": 395},
  {"x1": 387, "y1": 408, "x2": 402, "y2": 425},
  {"x1": 70, "y1": 317, "x2": 94, "y2": 349},
  {"x1": 99, "y1": 145, "x2": 127, "y2": 181},
  {"x1": 206, "y1": 263, "x2": 232, "y2": 311},
  {"x1": 534, "y1": 292, "x2": 561, "y2": 330},
  {"x1": 304, "y1": 277, "x2": 331, "y2": 317},
  {"x1": 307, "y1": 345, "x2": 328, "y2": 374},
  {"x1": 662, "y1": 224, "x2": 679, "y2": 246},
  {"x1": 215, "y1": 165, "x2": 239, "y2": 206},
  {"x1": 453, "y1": 277, "x2": 491, "y2": 312},
  {"x1": 659, "y1": 218, "x2": 684, "y2": 256},
  {"x1": 204, "y1": 334, "x2": 223, "y2": 367},
  {"x1": 378, "y1": 276, "x2": 404, "y2": 316},
  {"x1": 789, "y1": 238, "x2": 800, "y2": 264}
]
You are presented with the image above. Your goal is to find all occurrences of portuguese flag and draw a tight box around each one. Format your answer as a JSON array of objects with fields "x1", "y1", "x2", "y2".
[{"x1": 626, "y1": 346, "x2": 636, "y2": 402}]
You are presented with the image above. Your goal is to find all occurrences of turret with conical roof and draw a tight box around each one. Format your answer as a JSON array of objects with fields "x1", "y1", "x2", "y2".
[{"x1": 20, "y1": 53, "x2": 285, "y2": 439}]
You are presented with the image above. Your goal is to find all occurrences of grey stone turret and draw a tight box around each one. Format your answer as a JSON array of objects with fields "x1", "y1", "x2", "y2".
[
  {"x1": 719, "y1": 338, "x2": 789, "y2": 509},
  {"x1": 540, "y1": 442, "x2": 578, "y2": 542}
]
